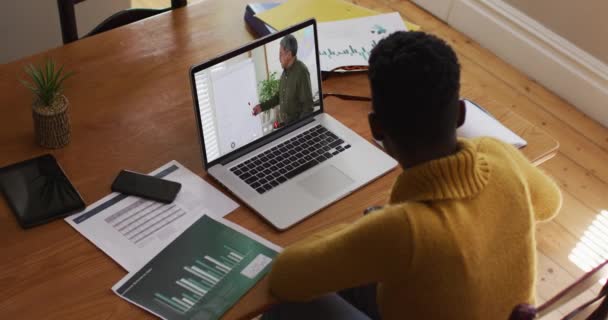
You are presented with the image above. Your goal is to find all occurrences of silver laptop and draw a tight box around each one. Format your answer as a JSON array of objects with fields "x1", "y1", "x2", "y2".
[{"x1": 189, "y1": 19, "x2": 397, "y2": 230}]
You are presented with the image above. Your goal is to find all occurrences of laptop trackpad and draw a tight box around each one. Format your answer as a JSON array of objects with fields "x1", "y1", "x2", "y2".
[{"x1": 297, "y1": 165, "x2": 354, "y2": 199}]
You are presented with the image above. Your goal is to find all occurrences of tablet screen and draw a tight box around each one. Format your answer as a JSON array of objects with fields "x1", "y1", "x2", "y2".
[{"x1": 0, "y1": 154, "x2": 85, "y2": 228}]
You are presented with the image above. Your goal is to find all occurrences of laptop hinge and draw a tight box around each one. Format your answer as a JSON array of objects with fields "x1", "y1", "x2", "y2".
[{"x1": 219, "y1": 116, "x2": 316, "y2": 166}]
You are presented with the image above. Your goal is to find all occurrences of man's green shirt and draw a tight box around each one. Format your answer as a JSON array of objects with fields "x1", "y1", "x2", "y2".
[{"x1": 260, "y1": 59, "x2": 313, "y2": 124}]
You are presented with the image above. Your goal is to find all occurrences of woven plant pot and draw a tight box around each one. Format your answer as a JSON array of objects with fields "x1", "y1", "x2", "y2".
[{"x1": 32, "y1": 95, "x2": 71, "y2": 148}]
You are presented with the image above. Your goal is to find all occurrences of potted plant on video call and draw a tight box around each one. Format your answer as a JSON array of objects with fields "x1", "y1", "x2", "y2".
[
  {"x1": 258, "y1": 71, "x2": 280, "y2": 123},
  {"x1": 21, "y1": 58, "x2": 74, "y2": 149}
]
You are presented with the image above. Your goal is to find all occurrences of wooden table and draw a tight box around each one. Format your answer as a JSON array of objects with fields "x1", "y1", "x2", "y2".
[{"x1": 0, "y1": 0, "x2": 558, "y2": 319}]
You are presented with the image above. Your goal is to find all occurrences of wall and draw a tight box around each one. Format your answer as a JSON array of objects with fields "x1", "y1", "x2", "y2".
[
  {"x1": 0, "y1": 0, "x2": 129, "y2": 64},
  {"x1": 504, "y1": 0, "x2": 608, "y2": 65},
  {"x1": 411, "y1": 0, "x2": 608, "y2": 127}
]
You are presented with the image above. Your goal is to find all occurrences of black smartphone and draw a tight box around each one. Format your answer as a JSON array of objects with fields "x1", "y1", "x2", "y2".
[{"x1": 111, "y1": 170, "x2": 181, "y2": 203}]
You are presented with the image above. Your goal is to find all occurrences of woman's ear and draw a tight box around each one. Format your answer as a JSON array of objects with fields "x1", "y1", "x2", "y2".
[
  {"x1": 457, "y1": 100, "x2": 466, "y2": 128},
  {"x1": 368, "y1": 112, "x2": 384, "y2": 141}
]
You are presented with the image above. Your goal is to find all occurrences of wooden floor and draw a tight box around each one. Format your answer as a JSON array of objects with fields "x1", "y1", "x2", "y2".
[{"x1": 135, "y1": 0, "x2": 608, "y2": 318}]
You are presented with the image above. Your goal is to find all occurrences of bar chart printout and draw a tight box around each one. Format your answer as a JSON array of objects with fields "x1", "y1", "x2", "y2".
[{"x1": 113, "y1": 215, "x2": 279, "y2": 320}]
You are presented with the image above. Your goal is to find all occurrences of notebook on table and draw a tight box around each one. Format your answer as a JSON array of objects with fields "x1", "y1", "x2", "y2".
[{"x1": 189, "y1": 19, "x2": 397, "y2": 230}]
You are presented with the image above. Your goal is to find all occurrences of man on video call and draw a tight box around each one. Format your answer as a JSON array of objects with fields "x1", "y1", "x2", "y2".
[{"x1": 251, "y1": 34, "x2": 314, "y2": 126}]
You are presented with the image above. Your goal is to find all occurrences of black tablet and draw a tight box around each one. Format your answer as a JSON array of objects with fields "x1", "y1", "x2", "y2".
[{"x1": 0, "y1": 154, "x2": 85, "y2": 228}]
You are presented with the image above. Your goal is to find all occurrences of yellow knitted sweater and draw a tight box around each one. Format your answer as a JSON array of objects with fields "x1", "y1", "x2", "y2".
[{"x1": 268, "y1": 138, "x2": 562, "y2": 319}]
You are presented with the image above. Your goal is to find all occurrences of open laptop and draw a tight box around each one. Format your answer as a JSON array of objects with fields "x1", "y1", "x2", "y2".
[{"x1": 189, "y1": 19, "x2": 397, "y2": 230}]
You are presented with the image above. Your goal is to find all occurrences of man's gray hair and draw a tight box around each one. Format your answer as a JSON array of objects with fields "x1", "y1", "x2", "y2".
[{"x1": 280, "y1": 34, "x2": 298, "y2": 56}]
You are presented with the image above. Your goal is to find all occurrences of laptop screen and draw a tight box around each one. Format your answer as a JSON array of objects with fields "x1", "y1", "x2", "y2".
[{"x1": 191, "y1": 21, "x2": 321, "y2": 166}]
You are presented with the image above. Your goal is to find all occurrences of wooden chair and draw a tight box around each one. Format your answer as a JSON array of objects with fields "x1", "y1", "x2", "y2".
[
  {"x1": 510, "y1": 259, "x2": 608, "y2": 320},
  {"x1": 56, "y1": 0, "x2": 187, "y2": 44}
]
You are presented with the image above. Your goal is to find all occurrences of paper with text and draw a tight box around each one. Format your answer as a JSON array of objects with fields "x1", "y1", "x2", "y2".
[
  {"x1": 65, "y1": 161, "x2": 239, "y2": 272},
  {"x1": 112, "y1": 215, "x2": 281, "y2": 320}
]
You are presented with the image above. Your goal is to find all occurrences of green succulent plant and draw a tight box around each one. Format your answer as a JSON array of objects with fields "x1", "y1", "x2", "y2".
[{"x1": 20, "y1": 58, "x2": 74, "y2": 107}]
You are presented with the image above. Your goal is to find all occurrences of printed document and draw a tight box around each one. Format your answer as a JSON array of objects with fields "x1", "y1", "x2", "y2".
[
  {"x1": 113, "y1": 215, "x2": 281, "y2": 320},
  {"x1": 65, "y1": 161, "x2": 239, "y2": 272},
  {"x1": 317, "y1": 12, "x2": 407, "y2": 71}
]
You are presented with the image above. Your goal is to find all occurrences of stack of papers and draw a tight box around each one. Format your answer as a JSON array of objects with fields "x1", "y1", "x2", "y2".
[
  {"x1": 66, "y1": 161, "x2": 283, "y2": 319},
  {"x1": 255, "y1": 0, "x2": 419, "y2": 31},
  {"x1": 254, "y1": 0, "x2": 418, "y2": 71},
  {"x1": 65, "y1": 161, "x2": 239, "y2": 272}
]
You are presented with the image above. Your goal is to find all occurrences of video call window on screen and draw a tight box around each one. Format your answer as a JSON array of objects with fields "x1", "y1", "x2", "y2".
[{"x1": 194, "y1": 26, "x2": 320, "y2": 163}]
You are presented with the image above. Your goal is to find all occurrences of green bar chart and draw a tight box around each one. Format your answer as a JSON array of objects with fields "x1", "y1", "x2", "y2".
[
  {"x1": 114, "y1": 216, "x2": 278, "y2": 320},
  {"x1": 152, "y1": 246, "x2": 248, "y2": 315}
]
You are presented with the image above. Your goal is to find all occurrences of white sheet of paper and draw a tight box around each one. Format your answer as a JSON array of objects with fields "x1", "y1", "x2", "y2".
[
  {"x1": 457, "y1": 99, "x2": 527, "y2": 148},
  {"x1": 374, "y1": 100, "x2": 527, "y2": 149},
  {"x1": 317, "y1": 12, "x2": 408, "y2": 71},
  {"x1": 65, "y1": 160, "x2": 239, "y2": 272}
]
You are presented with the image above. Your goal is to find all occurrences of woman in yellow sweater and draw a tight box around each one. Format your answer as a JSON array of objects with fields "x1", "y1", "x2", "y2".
[{"x1": 263, "y1": 31, "x2": 562, "y2": 320}]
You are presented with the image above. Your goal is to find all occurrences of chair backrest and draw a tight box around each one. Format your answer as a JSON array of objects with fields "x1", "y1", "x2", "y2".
[
  {"x1": 510, "y1": 259, "x2": 608, "y2": 320},
  {"x1": 56, "y1": 0, "x2": 187, "y2": 44}
]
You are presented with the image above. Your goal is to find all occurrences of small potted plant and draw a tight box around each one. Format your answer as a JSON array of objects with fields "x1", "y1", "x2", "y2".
[{"x1": 21, "y1": 58, "x2": 74, "y2": 148}]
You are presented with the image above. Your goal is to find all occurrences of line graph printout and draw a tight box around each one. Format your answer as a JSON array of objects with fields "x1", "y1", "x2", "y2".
[
  {"x1": 211, "y1": 58, "x2": 263, "y2": 155},
  {"x1": 317, "y1": 12, "x2": 407, "y2": 71},
  {"x1": 113, "y1": 215, "x2": 281, "y2": 320},
  {"x1": 65, "y1": 161, "x2": 239, "y2": 272}
]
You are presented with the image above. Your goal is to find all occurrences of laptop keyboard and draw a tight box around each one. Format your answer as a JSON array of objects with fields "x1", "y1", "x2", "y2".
[{"x1": 230, "y1": 125, "x2": 351, "y2": 194}]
